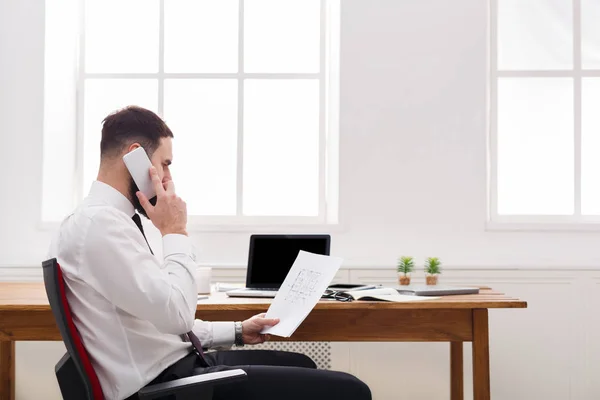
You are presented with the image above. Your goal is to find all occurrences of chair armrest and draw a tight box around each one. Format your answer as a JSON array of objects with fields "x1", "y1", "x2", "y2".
[{"x1": 137, "y1": 369, "x2": 247, "y2": 399}]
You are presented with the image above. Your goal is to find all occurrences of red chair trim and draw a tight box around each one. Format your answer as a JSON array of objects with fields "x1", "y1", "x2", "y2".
[{"x1": 56, "y1": 264, "x2": 105, "y2": 399}]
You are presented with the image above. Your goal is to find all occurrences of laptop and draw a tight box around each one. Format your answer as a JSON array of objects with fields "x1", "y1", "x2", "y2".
[
  {"x1": 226, "y1": 234, "x2": 331, "y2": 298},
  {"x1": 394, "y1": 285, "x2": 479, "y2": 296}
]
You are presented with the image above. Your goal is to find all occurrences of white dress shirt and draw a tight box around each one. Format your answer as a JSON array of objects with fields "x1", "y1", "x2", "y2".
[{"x1": 48, "y1": 181, "x2": 235, "y2": 400}]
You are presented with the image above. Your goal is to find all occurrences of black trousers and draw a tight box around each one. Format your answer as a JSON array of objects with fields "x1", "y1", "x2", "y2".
[{"x1": 146, "y1": 349, "x2": 371, "y2": 400}]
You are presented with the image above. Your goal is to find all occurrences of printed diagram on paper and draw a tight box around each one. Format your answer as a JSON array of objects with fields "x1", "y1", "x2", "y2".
[
  {"x1": 284, "y1": 269, "x2": 322, "y2": 304},
  {"x1": 261, "y1": 251, "x2": 344, "y2": 337}
]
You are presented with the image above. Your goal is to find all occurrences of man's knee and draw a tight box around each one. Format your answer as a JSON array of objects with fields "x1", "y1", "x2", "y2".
[
  {"x1": 336, "y1": 372, "x2": 371, "y2": 400},
  {"x1": 293, "y1": 353, "x2": 317, "y2": 369},
  {"x1": 354, "y1": 377, "x2": 371, "y2": 399},
  {"x1": 277, "y1": 351, "x2": 317, "y2": 369}
]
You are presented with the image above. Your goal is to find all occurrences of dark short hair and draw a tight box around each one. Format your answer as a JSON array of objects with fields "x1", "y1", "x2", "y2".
[{"x1": 100, "y1": 106, "x2": 173, "y2": 160}]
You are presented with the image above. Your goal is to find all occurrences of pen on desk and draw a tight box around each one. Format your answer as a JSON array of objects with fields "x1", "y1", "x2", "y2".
[{"x1": 198, "y1": 295, "x2": 209, "y2": 300}]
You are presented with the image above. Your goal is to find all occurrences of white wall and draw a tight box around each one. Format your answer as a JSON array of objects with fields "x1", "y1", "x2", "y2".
[{"x1": 1, "y1": 0, "x2": 598, "y2": 399}]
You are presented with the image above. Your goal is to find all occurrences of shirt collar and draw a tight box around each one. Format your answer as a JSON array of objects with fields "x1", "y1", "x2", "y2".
[{"x1": 88, "y1": 180, "x2": 136, "y2": 217}]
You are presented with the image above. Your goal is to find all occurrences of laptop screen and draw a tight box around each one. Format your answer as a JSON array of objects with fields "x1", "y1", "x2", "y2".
[{"x1": 246, "y1": 235, "x2": 331, "y2": 288}]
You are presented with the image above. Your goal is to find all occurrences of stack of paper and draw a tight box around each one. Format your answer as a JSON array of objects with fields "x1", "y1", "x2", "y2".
[{"x1": 214, "y1": 282, "x2": 245, "y2": 292}]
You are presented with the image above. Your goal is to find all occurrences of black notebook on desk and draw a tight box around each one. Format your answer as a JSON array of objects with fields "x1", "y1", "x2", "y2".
[{"x1": 394, "y1": 285, "x2": 479, "y2": 296}]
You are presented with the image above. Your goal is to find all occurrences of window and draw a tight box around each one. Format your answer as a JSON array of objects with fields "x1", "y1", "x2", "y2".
[
  {"x1": 42, "y1": 0, "x2": 340, "y2": 229},
  {"x1": 489, "y1": 0, "x2": 600, "y2": 227}
]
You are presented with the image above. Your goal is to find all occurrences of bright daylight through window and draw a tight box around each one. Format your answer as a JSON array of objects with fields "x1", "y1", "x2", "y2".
[
  {"x1": 42, "y1": 0, "x2": 339, "y2": 228},
  {"x1": 490, "y1": 0, "x2": 600, "y2": 225}
]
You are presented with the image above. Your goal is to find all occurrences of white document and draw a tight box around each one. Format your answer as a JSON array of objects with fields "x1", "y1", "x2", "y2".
[
  {"x1": 344, "y1": 287, "x2": 440, "y2": 302},
  {"x1": 261, "y1": 250, "x2": 343, "y2": 337}
]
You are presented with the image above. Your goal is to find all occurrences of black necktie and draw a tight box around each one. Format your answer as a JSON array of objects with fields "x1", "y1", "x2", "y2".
[
  {"x1": 132, "y1": 213, "x2": 153, "y2": 255},
  {"x1": 131, "y1": 213, "x2": 208, "y2": 366}
]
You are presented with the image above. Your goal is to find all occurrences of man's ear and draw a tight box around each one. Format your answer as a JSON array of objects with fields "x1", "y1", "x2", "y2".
[{"x1": 126, "y1": 143, "x2": 141, "y2": 154}]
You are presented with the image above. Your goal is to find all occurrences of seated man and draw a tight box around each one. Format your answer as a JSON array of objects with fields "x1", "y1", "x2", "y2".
[{"x1": 48, "y1": 105, "x2": 371, "y2": 400}]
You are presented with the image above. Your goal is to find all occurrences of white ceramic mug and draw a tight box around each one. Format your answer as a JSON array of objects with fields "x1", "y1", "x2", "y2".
[{"x1": 196, "y1": 267, "x2": 212, "y2": 294}]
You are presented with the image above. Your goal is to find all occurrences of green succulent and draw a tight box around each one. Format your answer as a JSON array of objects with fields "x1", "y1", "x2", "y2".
[
  {"x1": 397, "y1": 256, "x2": 414, "y2": 275},
  {"x1": 425, "y1": 257, "x2": 441, "y2": 275}
]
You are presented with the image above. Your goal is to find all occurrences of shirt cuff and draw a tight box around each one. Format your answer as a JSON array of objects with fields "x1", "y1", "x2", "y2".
[
  {"x1": 162, "y1": 234, "x2": 193, "y2": 258},
  {"x1": 210, "y1": 321, "x2": 236, "y2": 348}
]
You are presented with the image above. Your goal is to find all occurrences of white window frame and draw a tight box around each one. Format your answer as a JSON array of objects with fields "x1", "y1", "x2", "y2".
[
  {"x1": 487, "y1": 0, "x2": 600, "y2": 231},
  {"x1": 41, "y1": 0, "x2": 341, "y2": 232}
]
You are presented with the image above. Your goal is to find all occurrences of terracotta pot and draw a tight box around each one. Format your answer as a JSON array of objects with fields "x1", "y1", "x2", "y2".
[
  {"x1": 426, "y1": 275, "x2": 438, "y2": 285},
  {"x1": 398, "y1": 275, "x2": 411, "y2": 285}
]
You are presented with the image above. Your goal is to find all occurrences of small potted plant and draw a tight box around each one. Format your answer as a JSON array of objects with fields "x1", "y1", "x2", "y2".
[
  {"x1": 424, "y1": 257, "x2": 441, "y2": 285},
  {"x1": 397, "y1": 256, "x2": 414, "y2": 285}
]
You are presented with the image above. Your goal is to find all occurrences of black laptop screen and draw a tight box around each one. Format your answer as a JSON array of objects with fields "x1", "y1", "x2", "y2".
[{"x1": 247, "y1": 235, "x2": 330, "y2": 288}]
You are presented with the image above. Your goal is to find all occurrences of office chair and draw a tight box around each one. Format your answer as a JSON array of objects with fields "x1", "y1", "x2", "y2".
[{"x1": 42, "y1": 258, "x2": 246, "y2": 399}]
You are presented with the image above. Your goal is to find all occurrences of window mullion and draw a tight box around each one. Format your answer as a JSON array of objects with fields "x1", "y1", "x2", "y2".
[
  {"x1": 75, "y1": 0, "x2": 87, "y2": 201},
  {"x1": 574, "y1": 0, "x2": 582, "y2": 216},
  {"x1": 83, "y1": 72, "x2": 321, "y2": 79},
  {"x1": 236, "y1": 0, "x2": 245, "y2": 217},
  {"x1": 490, "y1": 0, "x2": 499, "y2": 221},
  {"x1": 318, "y1": 0, "x2": 327, "y2": 221},
  {"x1": 158, "y1": 0, "x2": 165, "y2": 117}
]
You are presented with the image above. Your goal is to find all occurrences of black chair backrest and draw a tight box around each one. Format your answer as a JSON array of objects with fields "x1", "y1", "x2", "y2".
[{"x1": 42, "y1": 258, "x2": 104, "y2": 399}]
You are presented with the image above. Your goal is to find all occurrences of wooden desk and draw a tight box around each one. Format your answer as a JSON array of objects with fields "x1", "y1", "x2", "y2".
[{"x1": 0, "y1": 283, "x2": 526, "y2": 400}]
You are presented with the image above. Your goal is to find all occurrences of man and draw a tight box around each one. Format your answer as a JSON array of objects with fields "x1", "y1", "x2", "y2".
[{"x1": 48, "y1": 106, "x2": 371, "y2": 400}]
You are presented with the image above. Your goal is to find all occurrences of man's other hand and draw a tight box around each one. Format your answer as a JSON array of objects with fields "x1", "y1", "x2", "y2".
[
  {"x1": 241, "y1": 313, "x2": 280, "y2": 345},
  {"x1": 137, "y1": 166, "x2": 188, "y2": 236}
]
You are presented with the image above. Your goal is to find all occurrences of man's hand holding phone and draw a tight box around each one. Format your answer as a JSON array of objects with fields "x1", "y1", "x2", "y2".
[{"x1": 136, "y1": 167, "x2": 188, "y2": 237}]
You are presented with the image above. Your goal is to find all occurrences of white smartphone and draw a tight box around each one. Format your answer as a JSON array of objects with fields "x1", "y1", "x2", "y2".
[{"x1": 122, "y1": 147, "x2": 156, "y2": 202}]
